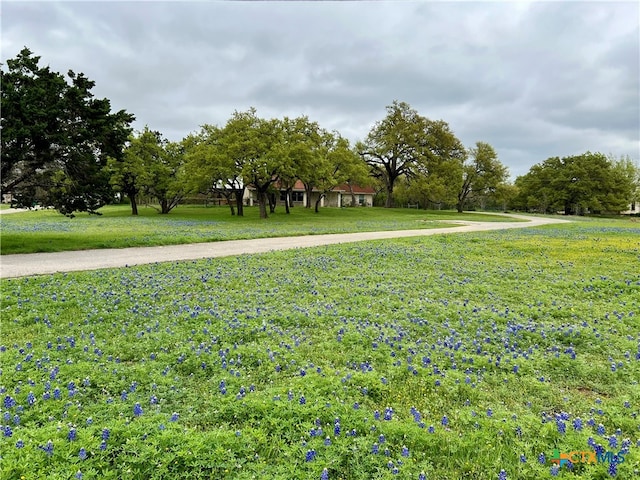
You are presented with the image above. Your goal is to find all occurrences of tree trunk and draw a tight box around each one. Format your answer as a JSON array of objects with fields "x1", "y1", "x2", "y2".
[
  {"x1": 160, "y1": 199, "x2": 169, "y2": 214},
  {"x1": 305, "y1": 185, "x2": 313, "y2": 208},
  {"x1": 385, "y1": 183, "x2": 393, "y2": 208},
  {"x1": 234, "y1": 188, "x2": 244, "y2": 217},
  {"x1": 314, "y1": 195, "x2": 324, "y2": 213},
  {"x1": 129, "y1": 194, "x2": 138, "y2": 215},
  {"x1": 257, "y1": 190, "x2": 268, "y2": 219},
  {"x1": 456, "y1": 202, "x2": 463, "y2": 213},
  {"x1": 284, "y1": 188, "x2": 291, "y2": 214},
  {"x1": 348, "y1": 184, "x2": 357, "y2": 207},
  {"x1": 268, "y1": 192, "x2": 276, "y2": 213}
]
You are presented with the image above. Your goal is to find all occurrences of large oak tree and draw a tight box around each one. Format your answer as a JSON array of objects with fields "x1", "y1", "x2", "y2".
[{"x1": 358, "y1": 101, "x2": 465, "y2": 207}]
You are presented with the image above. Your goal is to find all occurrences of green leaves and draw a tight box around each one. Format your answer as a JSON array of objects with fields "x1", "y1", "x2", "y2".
[
  {"x1": 515, "y1": 152, "x2": 638, "y2": 214},
  {"x1": 1, "y1": 47, "x2": 134, "y2": 216},
  {"x1": 359, "y1": 101, "x2": 465, "y2": 208}
]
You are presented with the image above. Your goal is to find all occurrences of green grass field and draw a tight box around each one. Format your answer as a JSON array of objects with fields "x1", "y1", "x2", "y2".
[
  {"x1": 1, "y1": 213, "x2": 638, "y2": 479},
  {"x1": 0, "y1": 205, "x2": 517, "y2": 255}
]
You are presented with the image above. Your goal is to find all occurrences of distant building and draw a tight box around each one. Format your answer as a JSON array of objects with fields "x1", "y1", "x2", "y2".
[
  {"x1": 244, "y1": 180, "x2": 375, "y2": 207},
  {"x1": 621, "y1": 202, "x2": 639, "y2": 215}
]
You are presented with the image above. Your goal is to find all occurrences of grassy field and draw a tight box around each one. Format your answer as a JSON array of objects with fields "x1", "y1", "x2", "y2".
[
  {"x1": 1, "y1": 215, "x2": 639, "y2": 479},
  {"x1": 0, "y1": 205, "x2": 518, "y2": 255}
]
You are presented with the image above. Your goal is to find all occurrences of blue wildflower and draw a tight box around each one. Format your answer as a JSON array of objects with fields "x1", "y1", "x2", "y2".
[
  {"x1": 321, "y1": 468, "x2": 329, "y2": 480},
  {"x1": 372, "y1": 442, "x2": 379, "y2": 454},
  {"x1": 550, "y1": 465, "x2": 559, "y2": 476},
  {"x1": 170, "y1": 412, "x2": 179, "y2": 422},
  {"x1": 78, "y1": 448, "x2": 87, "y2": 460},
  {"x1": 441, "y1": 415, "x2": 449, "y2": 426},
  {"x1": 67, "y1": 428, "x2": 77, "y2": 441},
  {"x1": 498, "y1": 469, "x2": 507, "y2": 480},
  {"x1": 305, "y1": 449, "x2": 316, "y2": 462},
  {"x1": 402, "y1": 445, "x2": 409, "y2": 457},
  {"x1": 133, "y1": 403, "x2": 143, "y2": 416},
  {"x1": 16, "y1": 439, "x2": 24, "y2": 448},
  {"x1": 101, "y1": 428, "x2": 110, "y2": 440},
  {"x1": 42, "y1": 440, "x2": 54, "y2": 456}
]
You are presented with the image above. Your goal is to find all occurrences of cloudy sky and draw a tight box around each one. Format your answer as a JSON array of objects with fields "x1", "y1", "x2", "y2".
[{"x1": 2, "y1": 0, "x2": 639, "y2": 178}]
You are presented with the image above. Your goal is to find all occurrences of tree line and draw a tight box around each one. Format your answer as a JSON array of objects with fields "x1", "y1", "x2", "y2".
[{"x1": 2, "y1": 48, "x2": 638, "y2": 218}]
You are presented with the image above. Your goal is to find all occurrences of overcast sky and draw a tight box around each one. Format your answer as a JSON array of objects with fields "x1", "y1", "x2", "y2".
[{"x1": 2, "y1": 0, "x2": 639, "y2": 178}]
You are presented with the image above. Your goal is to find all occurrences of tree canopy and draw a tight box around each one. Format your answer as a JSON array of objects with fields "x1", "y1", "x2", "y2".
[
  {"x1": 514, "y1": 152, "x2": 637, "y2": 214},
  {"x1": 357, "y1": 101, "x2": 465, "y2": 208},
  {"x1": 1, "y1": 47, "x2": 134, "y2": 216}
]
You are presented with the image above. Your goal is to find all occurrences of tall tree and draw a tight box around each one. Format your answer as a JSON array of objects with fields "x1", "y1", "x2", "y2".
[
  {"x1": 226, "y1": 109, "x2": 285, "y2": 219},
  {"x1": 183, "y1": 125, "x2": 245, "y2": 216},
  {"x1": 358, "y1": 101, "x2": 465, "y2": 207},
  {"x1": 146, "y1": 140, "x2": 185, "y2": 214},
  {"x1": 1, "y1": 47, "x2": 134, "y2": 216},
  {"x1": 456, "y1": 141, "x2": 508, "y2": 212},
  {"x1": 107, "y1": 127, "x2": 161, "y2": 215}
]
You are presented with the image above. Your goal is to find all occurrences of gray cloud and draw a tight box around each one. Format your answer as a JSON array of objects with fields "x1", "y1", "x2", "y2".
[{"x1": 2, "y1": 0, "x2": 638, "y2": 179}]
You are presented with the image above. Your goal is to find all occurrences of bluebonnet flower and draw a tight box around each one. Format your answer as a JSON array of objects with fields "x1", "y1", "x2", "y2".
[
  {"x1": 487, "y1": 409, "x2": 493, "y2": 417},
  {"x1": 374, "y1": 410, "x2": 380, "y2": 420},
  {"x1": 133, "y1": 403, "x2": 143, "y2": 416},
  {"x1": 305, "y1": 449, "x2": 316, "y2": 462},
  {"x1": 608, "y1": 461, "x2": 617, "y2": 477},
  {"x1": 299, "y1": 395, "x2": 306, "y2": 405},
  {"x1": 79, "y1": 448, "x2": 87, "y2": 460},
  {"x1": 12, "y1": 415, "x2": 20, "y2": 425},
  {"x1": 150, "y1": 395, "x2": 159, "y2": 405},
  {"x1": 68, "y1": 427, "x2": 77, "y2": 441},
  {"x1": 402, "y1": 445, "x2": 409, "y2": 457},
  {"x1": 4, "y1": 396, "x2": 15, "y2": 409},
  {"x1": 333, "y1": 422, "x2": 340, "y2": 436},
  {"x1": 597, "y1": 424, "x2": 606, "y2": 435},
  {"x1": 86, "y1": 417, "x2": 93, "y2": 426},
  {"x1": 101, "y1": 428, "x2": 110, "y2": 440},
  {"x1": 428, "y1": 425, "x2": 435, "y2": 433},
  {"x1": 75, "y1": 471, "x2": 82, "y2": 479},
  {"x1": 219, "y1": 380, "x2": 227, "y2": 395},
  {"x1": 608, "y1": 436, "x2": 618, "y2": 448},
  {"x1": 27, "y1": 392, "x2": 35, "y2": 406},
  {"x1": 99, "y1": 440, "x2": 107, "y2": 451},
  {"x1": 16, "y1": 439, "x2": 24, "y2": 448},
  {"x1": 556, "y1": 420, "x2": 566, "y2": 434},
  {"x1": 378, "y1": 434, "x2": 386, "y2": 444},
  {"x1": 573, "y1": 418, "x2": 583, "y2": 431},
  {"x1": 550, "y1": 465, "x2": 559, "y2": 476},
  {"x1": 324, "y1": 436, "x2": 331, "y2": 446},
  {"x1": 520, "y1": 454, "x2": 526, "y2": 463},
  {"x1": 170, "y1": 412, "x2": 179, "y2": 422},
  {"x1": 384, "y1": 407, "x2": 393, "y2": 420},
  {"x1": 3, "y1": 425, "x2": 12, "y2": 437},
  {"x1": 42, "y1": 440, "x2": 54, "y2": 456},
  {"x1": 498, "y1": 469, "x2": 507, "y2": 480},
  {"x1": 538, "y1": 453, "x2": 546, "y2": 464},
  {"x1": 372, "y1": 442, "x2": 379, "y2": 454},
  {"x1": 53, "y1": 388, "x2": 61, "y2": 400},
  {"x1": 321, "y1": 468, "x2": 329, "y2": 480},
  {"x1": 441, "y1": 415, "x2": 449, "y2": 426},
  {"x1": 419, "y1": 473, "x2": 426, "y2": 480}
]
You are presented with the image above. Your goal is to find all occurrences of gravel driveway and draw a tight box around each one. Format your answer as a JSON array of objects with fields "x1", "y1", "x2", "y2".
[{"x1": 0, "y1": 214, "x2": 569, "y2": 278}]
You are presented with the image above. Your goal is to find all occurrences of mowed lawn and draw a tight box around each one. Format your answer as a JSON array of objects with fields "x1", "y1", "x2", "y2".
[
  {"x1": 0, "y1": 214, "x2": 638, "y2": 479},
  {"x1": 0, "y1": 204, "x2": 518, "y2": 255}
]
